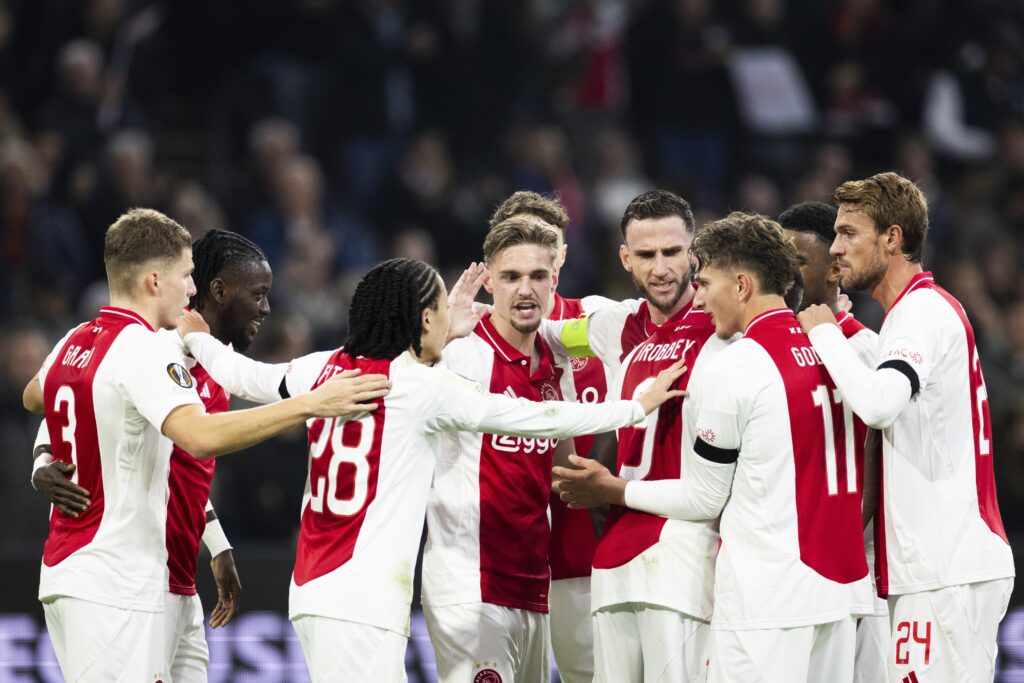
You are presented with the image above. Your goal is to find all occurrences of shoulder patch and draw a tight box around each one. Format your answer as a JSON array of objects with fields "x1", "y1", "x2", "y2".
[{"x1": 167, "y1": 363, "x2": 195, "y2": 388}]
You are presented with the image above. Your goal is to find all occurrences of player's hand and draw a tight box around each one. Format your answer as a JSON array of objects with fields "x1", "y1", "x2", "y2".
[
  {"x1": 304, "y1": 369, "x2": 391, "y2": 417},
  {"x1": 446, "y1": 262, "x2": 488, "y2": 343},
  {"x1": 837, "y1": 293, "x2": 853, "y2": 313},
  {"x1": 636, "y1": 359, "x2": 688, "y2": 415},
  {"x1": 33, "y1": 461, "x2": 90, "y2": 518},
  {"x1": 177, "y1": 309, "x2": 210, "y2": 339},
  {"x1": 208, "y1": 549, "x2": 241, "y2": 628},
  {"x1": 797, "y1": 304, "x2": 838, "y2": 334},
  {"x1": 553, "y1": 455, "x2": 626, "y2": 508}
]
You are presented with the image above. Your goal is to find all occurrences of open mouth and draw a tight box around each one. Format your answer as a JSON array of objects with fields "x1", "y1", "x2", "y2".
[
  {"x1": 649, "y1": 281, "x2": 676, "y2": 295},
  {"x1": 513, "y1": 301, "x2": 539, "y2": 317}
]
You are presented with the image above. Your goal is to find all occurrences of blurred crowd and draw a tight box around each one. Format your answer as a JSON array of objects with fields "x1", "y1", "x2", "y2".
[{"x1": 3, "y1": 0, "x2": 1024, "y2": 548}]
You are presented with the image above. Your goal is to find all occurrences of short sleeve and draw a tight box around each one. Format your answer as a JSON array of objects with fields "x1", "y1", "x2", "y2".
[
  {"x1": 121, "y1": 329, "x2": 204, "y2": 430},
  {"x1": 281, "y1": 350, "x2": 336, "y2": 397}
]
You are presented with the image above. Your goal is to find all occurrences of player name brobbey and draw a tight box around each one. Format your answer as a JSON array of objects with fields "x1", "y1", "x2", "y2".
[{"x1": 630, "y1": 338, "x2": 696, "y2": 364}]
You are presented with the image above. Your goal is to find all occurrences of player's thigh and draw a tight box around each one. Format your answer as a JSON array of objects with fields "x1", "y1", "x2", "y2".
[
  {"x1": 292, "y1": 614, "x2": 408, "y2": 683},
  {"x1": 549, "y1": 577, "x2": 594, "y2": 683},
  {"x1": 708, "y1": 625, "x2": 814, "y2": 683},
  {"x1": 424, "y1": 602, "x2": 518, "y2": 683},
  {"x1": 635, "y1": 605, "x2": 709, "y2": 683},
  {"x1": 519, "y1": 609, "x2": 551, "y2": 683},
  {"x1": 890, "y1": 578, "x2": 1013, "y2": 683},
  {"x1": 808, "y1": 617, "x2": 855, "y2": 683},
  {"x1": 43, "y1": 596, "x2": 164, "y2": 682},
  {"x1": 593, "y1": 604, "x2": 643, "y2": 683},
  {"x1": 169, "y1": 594, "x2": 210, "y2": 683},
  {"x1": 853, "y1": 615, "x2": 889, "y2": 683}
]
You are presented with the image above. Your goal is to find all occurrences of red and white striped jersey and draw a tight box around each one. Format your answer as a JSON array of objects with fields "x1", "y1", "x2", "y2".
[
  {"x1": 547, "y1": 292, "x2": 614, "y2": 581},
  {"x1": 542, "y1": 295, "x2": 727, "y2": 619},
  {"x1": 694, "y1": 309, "x2": 871, "y2": 630},
  {"x1": 178, "y1": 333, "x2": 645, "y2": 636},
  {"x1": 836, "y1": 311, "x2": 887, "y2": 616},
  {"x1": 38, "y1": 307, "x2": 202, "y2": 612},
  {"x1": 872, "y1": 273, "x2": 1013, "y2": 596},
  {"x1": 423, "y1": 314, "x2": 588, "y2": 613},
  {"x1": 166, "y1": 341, "x2": 229, "y2": 596}
]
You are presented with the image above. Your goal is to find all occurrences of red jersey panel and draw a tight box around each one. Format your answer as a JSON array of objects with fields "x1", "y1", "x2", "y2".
[{"x1": 165, "y1": 362, "x2": 228, "y2": 595}]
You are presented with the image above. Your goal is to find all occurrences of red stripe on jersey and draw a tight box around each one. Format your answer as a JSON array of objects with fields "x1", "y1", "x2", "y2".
[
  {"x1": 293, "y1": 353, "x2": 390, "y2": 586},
  {"x1": 593, "y1": 302, "x2": 714, "y2": 569},
  {"x1": 166, "y1": 363, "x2": 227, "y2": 595},
  {"x1": 925, "y1": 282, "x2": 1008, "y2": 544},
  {"x1": 42, "y1": 308, "x2": 148, "y2": 566},
  {"x1": 744, "y1": 309, "x2": 867, "y2": 583},
  {"x1": 475, "y1": 316, "x2": 564, "y2": 611},
  {"x1": 548, "y1": 294, "x2": 607, "y2": 580}
]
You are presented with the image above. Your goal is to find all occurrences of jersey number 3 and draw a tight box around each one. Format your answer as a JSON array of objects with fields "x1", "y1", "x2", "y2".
[{"x1": 308, "y1": 414, "x2": 377, "y2": 516}]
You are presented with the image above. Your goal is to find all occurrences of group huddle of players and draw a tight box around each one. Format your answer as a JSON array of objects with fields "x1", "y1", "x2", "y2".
[{"x1": 25, "y1": 172, "x2": 1014, "y2": 683}]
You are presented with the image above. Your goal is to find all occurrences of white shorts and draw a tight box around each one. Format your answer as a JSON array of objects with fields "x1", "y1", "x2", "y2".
[
  {"x1": 592, "y1": 602, "x2": 709, "y2": 683},
  {"x1": 888, "y1": 577, "x2": 1013, "y2": 683},
  {"x1": 42, "y1": 595, "x2": 164, "y2": 682},
  {"x1": 708, "y1": 617, "x2": 856, "y2": 683},
  {"x1": 424, "y1": 602, "x2": 549, "y2": 683},
  {"x1": 292, "y1": 614, "x2": 408, "y2": 683},
  {"x1": 854, "y1": 615, "x2": 888, "y2": 683},
  {"x1": 550, "y1": 577, "x2": 594, "y2": 683},
  {"x1": 164, "y1": 592, "x2": 209, "y2": 683}
]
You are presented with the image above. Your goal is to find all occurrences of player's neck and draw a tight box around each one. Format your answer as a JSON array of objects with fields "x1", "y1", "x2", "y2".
[
  {"x1": 542, "y1": 290, "x2": 558, "y2": 320},
  {"x1": 648, "y1": 285, "x2": 695, "y2": 326},
  {"x1": 108, "y1": 294, "x2": 160, "y2": 330},
  {"x1": 872, "y1": 259, "x2": 925, "y2": 312},
  {"x1": 741, "y1": 294, "x2": 789, "y2": 330},
  {"x1": 490, "y1": 313, "x2": 538, "y2": 360},
  {"x1": 201, "y1": 308, "x2": 231, "y2": 346}
]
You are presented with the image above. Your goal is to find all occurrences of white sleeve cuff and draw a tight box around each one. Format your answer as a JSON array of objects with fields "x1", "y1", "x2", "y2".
[{"x1": 202, "y1": 517, "x2": 232, "y2": 558}]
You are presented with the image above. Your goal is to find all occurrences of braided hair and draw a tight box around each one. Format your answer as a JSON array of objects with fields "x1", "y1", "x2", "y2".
[
  {"x1": 190, "y1": 229, "x2": 267, "y2": 312},
  {"x1": 344, "y1": 258, "x2": 442, "y2": 360}
]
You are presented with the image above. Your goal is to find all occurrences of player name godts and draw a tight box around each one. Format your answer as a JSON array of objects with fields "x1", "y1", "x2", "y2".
[{"x1": 631, "y1": 338, "x2": 696, "y2": 363}]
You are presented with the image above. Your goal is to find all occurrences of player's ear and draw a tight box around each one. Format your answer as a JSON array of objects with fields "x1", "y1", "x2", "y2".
[
  {"x1": 483, "y1": 270, "x2": 494, "y2": 295},
  {"x1": 884, "y1": 224, "x2": 902, "y2": 254},
  {"x1": 209, "y1": 277, "x2": 227, "y2": 305},
  {"x1": 421, "y1": 305, "x2": 433, "y2": 334},
  {"x1": 141, "y1": 268, "x2": 160, "y2": 296},
  {"x1": 736, "y1": 271, "x2": 753, "y2": 302},
  {"x1": 618, "y1": 243, "x2": 631, "y2": 273}
]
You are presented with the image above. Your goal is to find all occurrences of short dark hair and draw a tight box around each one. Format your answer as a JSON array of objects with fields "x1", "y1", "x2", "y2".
[
  {"x1": 190, "y1": 229, "x2": 267, "y2": 312},
  {"x1": 104, "y1": 208, "x2": 192, "y2": 295},
  {"x1": 778, "y1": 201, "x2": 838, "y2": 247},
  {"x1": 489, "y1": 191, "x2": 569, "y2": 233},
  {"x1": 834, "y1": 172, "x2": 929, "y2": 263},
  {"x1": 344, "y1": 258, "x2": 443, "y2": 360},
  {"x1": 619, "y1": 190, "x2": 694, "y2": 238},
  {"x1": 691, "y1": 212, "x2": 798, "y2": 297}
]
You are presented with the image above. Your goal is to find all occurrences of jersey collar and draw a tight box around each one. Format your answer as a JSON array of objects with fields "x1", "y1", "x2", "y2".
[
  {"x1": 744, "y1": 307, "x2": 793, "y2": 334},
  {"x1": 99, "y1": 306, "x2": 155, "y2": 331},
  {"x1": 641, "y1": 295, "x2": 695, "y2": 337},
  {"x1": 475, "y1": 312, "x2": 554, "y2": 375},
  {"x1": 886, "y1": 271, "x2": 934, "y2": 317}
]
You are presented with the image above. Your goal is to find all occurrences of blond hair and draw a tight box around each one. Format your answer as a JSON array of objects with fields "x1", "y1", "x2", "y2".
[{"x1": 104, "y1": 208, "x2": 192, "y2": 295}]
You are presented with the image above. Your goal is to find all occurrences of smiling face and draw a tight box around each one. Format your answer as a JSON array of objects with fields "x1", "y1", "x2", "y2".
[
  {"x1": 693, "y1": 264, "x2": 744, "y2": 339},
  {"x1": 154, "y1": 247, "x2": 197, "y2": 329},
  {"x1": 485, "y1": 243, "x2": 556, "y2": 334},
  {"x1": 831, "y1": 204, "x2": 888, "y2": 293},
  {"x1": 620, "y1": 216, "x2": 693, "y2": 317},
  {"x1": 220, "y1": 259, "x2": 273, "y2": 352}
]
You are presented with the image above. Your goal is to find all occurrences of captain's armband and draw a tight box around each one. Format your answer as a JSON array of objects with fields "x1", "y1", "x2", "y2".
[{"x1": 561, "y1": 317, "x2": 596, "y2": 358}]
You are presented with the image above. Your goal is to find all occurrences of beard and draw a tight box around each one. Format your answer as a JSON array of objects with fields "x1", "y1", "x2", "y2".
[
  {"x1": 633, "y1": 274, "x2": 687, "y2": 314},
  {"x1": 509, "y1": 316, "x2": 542, "y2": 334},
  {"x1": 839, "y1": 252, "x2": 887, "y2": 293}
]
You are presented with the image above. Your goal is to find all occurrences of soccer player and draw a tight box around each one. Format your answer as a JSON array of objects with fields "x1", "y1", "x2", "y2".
[
  {"x1": 540, "y1": 189, "x2": 724, "y2": 683},
  {"x1": 176, "y1": 255, "x2": 686, "y2": 682},
  {"x1": 22, "y1": 208, "x2": 390, "y2": 681},
  {"x1": 798, "y1": 172, "x2": 1015, "y2": 682},
  {"x1": 779, "y1": 201, "x2": 889, "y2": 683},
  {"x1": 557, "y1": 212, "x2": 872, "y2": 682},
  {"x1": 490, "y1": 190, "x2": 614, "y2": 682},
  {"x1": 30, "y1": 228, "x2": 274, "y2": 681}
]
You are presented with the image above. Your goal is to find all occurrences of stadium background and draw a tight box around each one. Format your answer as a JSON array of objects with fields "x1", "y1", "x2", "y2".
[{"x1": 1, "y1": 0, "x2": 1024, "y2": 679}]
